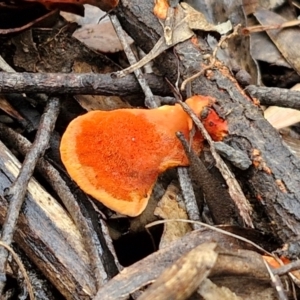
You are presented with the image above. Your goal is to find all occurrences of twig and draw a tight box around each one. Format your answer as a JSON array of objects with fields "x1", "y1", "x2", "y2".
[
  {"x1": 246, "y1": 85, "x2": 300, "y2": 110},
  {"x1": 242, "y1": 19, "x2": 300, "y2": 35},
  {"x1": 263, "y1": 260, "x2": 288, "y2": 300},
  {"x1": 0, "y1": 72, "x2": 169, "y2": 97},
  {"x1": 110, "y1": 14, "x2": 158, "y2": 108},
  {"x1": 177, "y1": 167, "x2": 201, "y2": 230},
  {"x1": 146, "y1": 219, "x2": 271, "y2": 256},
  {"x1": 273, "y1": 260, "x2": 300, "y2": 276},
  {"x1": 176, "y1": 99, "x2": 253, "y2": 227},
  {"x1": 164, "y1": 81, "x2": 204, "y2": 229},
  {"x1": 0, "y1": 241, "x2": 34, "y2": 300},
  {"x1": 0, "y1": 97, "x2": 60, "y2": 294},
  {"x1": 181, "y1": 24, "x2": 241, "y2": 91}
]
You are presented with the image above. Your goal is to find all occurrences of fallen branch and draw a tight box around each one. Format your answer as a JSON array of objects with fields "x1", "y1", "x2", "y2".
[{"x1": 0, "y1": 72, "x2": 169, "y2": 97}]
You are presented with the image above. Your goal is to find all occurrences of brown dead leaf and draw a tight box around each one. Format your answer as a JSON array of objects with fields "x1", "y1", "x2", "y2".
[
  {"x1": 0, "y1": 95, "x2": 25, "y2": 122},
  {"x1": 181, "y1": 2, "x2": 232, "y2": 34},
  {"x1": 60, "y1": 4, "x2": 105, "y2": 24},
  {"x1": 73, "y1": 22, "x2": 133, "y2": 53},
  {"x1": 254, "y1": 9, "x2": 300, "y2": 75},
  {"x1": 198, "y1": 278, "x2": 242, "y2": 300},
  {"x1": 62, "y1": 6, "x2": 133, "y2": 53},
  {"x1": 154, "y1": 183, "x2": 192, "y2": 249},
  {"x1": 242, "y1": 0, "x2": 285, "y2": 16},
  {"x1": 279, "y1": 128, "x2": 300, "y2": 159},
  {"x1": 72, "y1": 61, "x2": 130, "y2": 110},
  {"x1": 75, "y1": 94, "x2": 131, "y2": 111}
]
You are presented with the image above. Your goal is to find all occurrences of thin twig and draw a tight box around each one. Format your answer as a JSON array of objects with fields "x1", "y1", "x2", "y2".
[
  {"x1": 273, "y1": 260, "x2": 300, "y2": 276},
  {"x1": 110, "y1": 14, "x2": 158, "y2": 108},
  {"x1": 146, "y1": 219, "x2": 271, "y2": 256},
  {"x1": 0, "y1": 97, "x2": 60, "y2": 294},
  {"x1": 263, "y1": 260, "x2": 288, "y2": 300},
  {"x1": 177, "y1": 168, "x2": 201, "y2": 229},
  {"x1": 0, "y1": 241, "x2": 34, "y2": 300},
  {"x1": 242, "y1": 19, "x2": 300, "y2": 35},
  {"x1": 164, "y1": 81, "x2": 204, "y2": 228},
  {"x1": 181, "y1": 24, "x2": 241, "y2": 91}
]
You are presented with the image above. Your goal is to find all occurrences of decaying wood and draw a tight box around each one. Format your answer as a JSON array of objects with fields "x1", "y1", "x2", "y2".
[
  {"x1": 94, "y1": 228, "x2": 275, "y2": 300},
  {"x1": 137, "y1": 242, "x2": 218, "y2": 300},
  {"x1": 0, "y1": 97, "x2": 60, "y2": 294},
  {"x1": 116, "y1": 0, "x2": 300, "y2": 255},
  {"x1": 0, "y1": 72, "x2": 169, "y2": 97},
  {"x1": 0, "y1": 139, "x2": 96, "y2": 299}
]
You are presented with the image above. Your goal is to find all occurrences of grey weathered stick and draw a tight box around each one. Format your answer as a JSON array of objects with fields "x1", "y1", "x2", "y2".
[
  {"x1": 246, "y1": 85, "x2": 300, "y2": 110},
  {"x1": 0, "y1": 72, "x2": 169, "y2": 97},
  {"x1": 177, "y1": 167, "x2": 201, "y2": 229},
  {"x1": 0, "y1": 97, "x2": 60, "y2": 294},
  {"x1": 263, "y1": 260, "x2": 288, "y2": 300},
  {"x1": 273, "y1": 260, "x2": 300, "y2": 276},
  {"x1": 110, "y1": 14, "x2": 158, "y2": 108}
]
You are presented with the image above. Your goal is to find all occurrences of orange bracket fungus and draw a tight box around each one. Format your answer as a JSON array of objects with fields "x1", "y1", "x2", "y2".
[{"x1": 60, "y1": 95, "x2": 228, "y2": 217}]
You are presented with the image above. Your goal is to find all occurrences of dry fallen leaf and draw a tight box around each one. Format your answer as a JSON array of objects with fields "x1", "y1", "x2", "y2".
[
  {"x1": 181, "y1": 2, "x2": 232, "y2": 35},
  {"x1": 154, "y1": 183, "x2": 192, "y2": 249},
  {"x1": 117, "y1": 2, "x2": 231, "y2": 77},
  {"x1": 73, "y1": 22, "x2": 133, "y2": 53},
  {"x1": 0, "y1": 95, "x2": 25, "y2": 122},
  {"x1": 254, "y1": 9, "x2": 300, "y2": 75},
  {"x1": 198, "y1": 278, "x2": 243, "y2": 300},
  {"x1": 72, "y1": 60, "x2": 130, "y2": 110}
]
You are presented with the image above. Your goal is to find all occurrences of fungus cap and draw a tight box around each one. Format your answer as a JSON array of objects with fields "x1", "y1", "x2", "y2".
[{"x1": 60, "y1": 95, "x2": 227, "y2": 216}]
